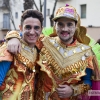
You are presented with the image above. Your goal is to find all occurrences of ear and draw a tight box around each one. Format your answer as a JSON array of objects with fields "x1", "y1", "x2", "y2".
[
  {"x1": 41, "y1": 26, "x2": 43, "y2": 31},
  {"x1": 19, "y1": 25, "x2": 23, "y2": 31}
]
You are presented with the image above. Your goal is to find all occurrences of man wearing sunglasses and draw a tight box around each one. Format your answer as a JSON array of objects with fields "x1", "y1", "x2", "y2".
[
  {"x1": 2, "y1": 4, "x2": 100, "y2": 100},
  {"x1": 0, "y1": 9, "x2": 43, "y2": 100}
]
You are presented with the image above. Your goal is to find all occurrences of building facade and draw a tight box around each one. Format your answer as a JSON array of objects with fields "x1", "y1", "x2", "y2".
[{"x1": 0, "y1": 0, "x2": 23, "y2": 40}]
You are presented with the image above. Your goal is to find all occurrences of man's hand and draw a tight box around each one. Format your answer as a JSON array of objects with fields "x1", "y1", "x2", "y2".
[
  {"x1": 7, "y1": 38, "x2": 21, "y2": 54},
  {"x1": 56, "y1": 84, "x2": 73, "y2": 98}
]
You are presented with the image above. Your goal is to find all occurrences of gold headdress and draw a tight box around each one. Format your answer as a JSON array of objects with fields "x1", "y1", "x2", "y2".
[{"x1": 51, "y1": 4, "x2": 90, "y2": 45}]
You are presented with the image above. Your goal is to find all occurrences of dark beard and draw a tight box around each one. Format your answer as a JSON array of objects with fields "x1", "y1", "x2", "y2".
[{"x1": 60, "y1": 36, "x2": 74, "y2": 44}]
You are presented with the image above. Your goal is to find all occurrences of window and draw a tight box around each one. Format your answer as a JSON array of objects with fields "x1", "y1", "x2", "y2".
[
  {"x1": 80, "y1": 4, "x2": 86, "y2": 18},
  {"x1": 3, "y1": 13, "x2": 10, "y2": 29},
  {"x1": 46, "y1": 9, "x2": 50, "y2": 16},
  {"x1": 15, "y1": 12, "x2": 18, "y2": 19}
]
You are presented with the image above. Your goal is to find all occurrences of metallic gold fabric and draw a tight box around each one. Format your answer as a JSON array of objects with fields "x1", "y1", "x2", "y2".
[
  {"x1": 0, "y1": 41, "x2": 38, "y2": 100},
  {"x1": 15, "y1": 40, "x2": 38, "y2": 70},
  {"x1": 70, "y1": 83, "x2": 90, "y2": 96},
  {"x1": 5, "y1": 31, "x2": 21, "y2": 41},
  {"x1": 0, "y1": 42, "x2": 13, "y2": 61},
  {"x1": 36, "y1": 36, "x2": 94, "y2": 100}
]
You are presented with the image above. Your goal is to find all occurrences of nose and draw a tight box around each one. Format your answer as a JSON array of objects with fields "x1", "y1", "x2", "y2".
[
  {"x1": 62, "y1": 25, "x2": 69, "y2": 31},
  {"x1": 29, "y1": 28, "x2": 35, "y2": 34}
]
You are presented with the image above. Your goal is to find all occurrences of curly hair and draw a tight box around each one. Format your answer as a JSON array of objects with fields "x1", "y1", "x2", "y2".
[{"x1": 21, "y1": 9, "x2": 44, "y2": 27}]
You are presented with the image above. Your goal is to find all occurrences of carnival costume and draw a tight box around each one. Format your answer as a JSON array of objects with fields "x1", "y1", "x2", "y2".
[
  {"x1": 0, "y1": 4, "x2": 99, "y2": 100},
  {"x1": 34, "y1": 4, "x2": 99, "y2": 100},
  {"x1": 0, "y1": 31, "x2": 38, "y2": 100},
  {"x1": 41, "y1": 28, "x2": 100, "y2": 100}
]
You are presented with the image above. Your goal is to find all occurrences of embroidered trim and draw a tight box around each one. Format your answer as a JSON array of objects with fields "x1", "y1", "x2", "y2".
[
  {"x1": 37, "y1": 37, "x2": 94, "y2": 85},
  {"x1": 14, "y1": 42, "x2": 38, "y2": 71},
  {"x1": 41, "y1": 47, "x2": 88, "y2": 80},
  {"x1": 70, "y1": 83, "x2": 90, "y2": 96}
]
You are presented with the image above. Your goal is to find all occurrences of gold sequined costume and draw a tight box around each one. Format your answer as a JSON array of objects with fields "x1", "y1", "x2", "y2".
[
  {"x1": 0, "y1": 31, "x2": 38, "y2": 100},
  {"x1": 35, "y1": 36, "x2": 95, "y2": 100}
]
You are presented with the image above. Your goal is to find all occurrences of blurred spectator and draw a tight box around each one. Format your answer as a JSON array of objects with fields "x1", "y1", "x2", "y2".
[
  {"x1": 0, "y1": 39, "x2": 5, "y2": 44},
  {"x1": 96, "y1": 39, "x2": 100, "y2": 44}
]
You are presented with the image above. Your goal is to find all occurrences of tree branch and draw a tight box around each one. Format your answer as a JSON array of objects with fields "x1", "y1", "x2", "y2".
[
  {"x1": 32, "y1": 0, "x2": 39, "y2": 11},
  {"x1": 50, "y1": 0, "x2": 58, "y2": 26}
]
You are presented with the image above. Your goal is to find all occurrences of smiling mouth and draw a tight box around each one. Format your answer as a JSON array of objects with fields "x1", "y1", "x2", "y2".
[
  {"x1": 61, "y1": 32, "x2": 69, "y2": 36},
  {"x1": 27, "y1": 35, "x2": 37, "y2": 39}
]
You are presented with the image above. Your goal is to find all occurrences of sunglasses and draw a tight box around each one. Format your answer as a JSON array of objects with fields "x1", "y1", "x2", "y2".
[{"x1": 24, "y1": 25, "x2": 40, "y2": 31}]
